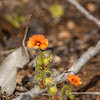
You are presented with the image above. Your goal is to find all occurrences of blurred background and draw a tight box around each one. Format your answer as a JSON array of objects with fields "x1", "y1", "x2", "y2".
[{"x1": 0, "y1": 0, "x2": 100, "y2": 99}]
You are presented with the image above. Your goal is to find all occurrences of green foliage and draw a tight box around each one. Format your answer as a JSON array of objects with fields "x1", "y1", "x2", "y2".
[
  {"x1": 49, "y1": 4, "x2": 64, "y2": 19},
  {"x1": 43, "y1": 57, "x2": 50, "y2": 65},
  {"x1": 36, "y1": 74, "x2": 41, "y2": 82},
  {"x1": 69, "y1": 94, "x2": 74, "y2": 100},
  {"x1": 6, "y1": 15, "x2": 24, "y2": 28},
  {"x1": 38, "y1": 59, "x2": 43, "y2": 65},
  {"x1": 36, "y1": 64, "x2": 41, "y2": 71},
  {"x1": 34, "y1": 49, "x2": 57, "y2": 100},
  {"x1": 30, "y1": 33, "x2": 82, "y2": 100},
  {"x1": 66, "y1": 90, "x2": 69, "y2": 95},
  {"x1": 50, "y1": 86, "x2": 57, "y2": 95}
]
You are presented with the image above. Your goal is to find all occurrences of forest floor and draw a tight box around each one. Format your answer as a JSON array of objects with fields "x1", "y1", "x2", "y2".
[{"x1": 0, "y1": 0, "x2": 100, "y2": 100}]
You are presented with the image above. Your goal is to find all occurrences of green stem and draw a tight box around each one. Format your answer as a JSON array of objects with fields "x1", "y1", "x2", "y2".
[
  {"x1": 60, "y1": 85, "x2": 70, "y2": 100},
  {"x1": 38, "y1": 49, "x2": 45, "y2": 83},
  {"x1": 50, "y1": 96, "x2": 53, "y2": 100},
  {"x1": 38, "y1": 49, "x2": 45, "y2": 58},
  {"x1": 43, "y1": 69, "x2": 46, "y2": 83},
  {"x1": 43, "y1": 51, "x2": 50, "y2": 58},
  {"x1": 38, "y1": 49, "x2": 53, "y2": 100},
  {"x1": 47, "y1": 85, "x2": 53, "y2": 100}
]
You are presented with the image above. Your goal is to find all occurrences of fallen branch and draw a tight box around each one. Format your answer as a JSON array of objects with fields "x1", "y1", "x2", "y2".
[
  {"x1": 67, "y1": 0, "x2": 100, "y2": 27},
  {"x1": 13, "y1": 40, "x2": 100, "y2": 100}
]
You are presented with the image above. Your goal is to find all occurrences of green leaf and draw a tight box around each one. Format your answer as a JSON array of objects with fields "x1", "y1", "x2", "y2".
[
  {"x1": 38, "y1": 59, "x2": 43, "y2": 65},
  {"x1": 66, "y1": 90, "x2": 69, "y2": 95},
  {"x1": 69, "y1": 94, "x2": 74, "y2": 100},
  {"x1": 36, "y1": 64, "x2": 40, "y2": 70},
  {"x1": 49, "y1": 4, "x2": 64, "y2": 18},
  {"x1": 36, "y1": 75, "x2": 41, "y2": 82}
]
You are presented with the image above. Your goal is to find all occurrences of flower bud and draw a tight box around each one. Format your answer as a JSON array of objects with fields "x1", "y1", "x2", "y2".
[
  {"x1": 44, "y1": 65, "x2": 48, "y2": 68},
  {"x1": 43, "y1": 57, "x2": 50, "y2": 65},
  {"x1": 36, "y1": 75, "x2": 41, "y2": 82},
  {"x1": 39, "y1": 67, "x2": 43, "y2": 70},
  {"x1": 38, "y1": 59, "x2": 43, "y2": 65},
  {"x1": 45, "y1": 78, "x2": 51, "y2": 85},
  {"x1": 50, "y1": 86, "x2": 57, "y2": 95},
  {"x1": 36, "y1": 64, "x2": 40, "y2": 70}
]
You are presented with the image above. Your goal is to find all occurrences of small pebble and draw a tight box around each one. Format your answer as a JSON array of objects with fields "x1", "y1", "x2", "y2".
[
  {"x1": 57, "y1": 41, "x2": 64, "y2": 46},
  {"x1": 53, "y1": 55, "x2": 61, "y2": 63},
  {"x1": 86, "y1": 3, "x2": 95, "y2": 12},
  {"x1": 58, "y1": 67, "x2": 65, "y2": 72},
  {"x1": 58, "y1": 31, "x2": 71, "y2": 39},
  {"x1": 66, "y1": 20, "x2": 75, "y2": 29}
]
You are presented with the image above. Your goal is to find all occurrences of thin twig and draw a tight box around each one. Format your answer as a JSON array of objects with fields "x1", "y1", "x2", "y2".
[
  {"x1": 67, "y1": 0, "x2": 100, "y2": 27},
  {"x1": 42, "y1": 92, "x2": 100, "y2": 96},
  {"x1": 22, "y1": 14, "x2": 32, "y2": 49},
  {"x1": 21, "y1": 14, "x2": 32, "y2": 63},
  {"x1": 13, "y1": 40, "x2": 100, "y2": 100},
  {"x1": 71, "y1": 92, "x2": 100, "y2": 95}
]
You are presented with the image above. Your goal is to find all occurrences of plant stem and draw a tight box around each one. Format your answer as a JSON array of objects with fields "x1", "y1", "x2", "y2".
[
  {"x1": 50, "y1": 96, "x2": 53, "y2": 100},
  {"x1": 60, "y1": 85, "x2": 70, "y2": 100},
  {"x1": 38, "y1": 49, "x2": 45, "y2": 83},
  {"x1": 47, "y1": 85, "x2": 53, "y2": 100},
  {"x1": 38, "y1": 49, "x2": 53, "y2": 100}
]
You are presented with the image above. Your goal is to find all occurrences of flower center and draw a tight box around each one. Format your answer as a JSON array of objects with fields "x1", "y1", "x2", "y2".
[
  {"x1": 72, "y1": 79, "x2": 77, "y2": 83},
  {"x1": 35, "y1": 41, "x2": 41, "y2": 46}
]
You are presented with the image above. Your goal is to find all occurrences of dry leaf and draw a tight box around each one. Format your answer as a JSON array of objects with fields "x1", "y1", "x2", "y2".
[
  {"x1": 0, "y1": 23, "x2": 29, "y2": 95},
  {"x1": 0, "y1": 46, "x2": 29, "y2": 95},
  {"x1": 0, "y1": 15, "x2": 31, "y2": 95}
]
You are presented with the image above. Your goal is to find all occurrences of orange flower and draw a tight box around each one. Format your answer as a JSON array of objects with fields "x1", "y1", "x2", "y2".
[
  {"x1": 27, "y1": 34, "x2": 49, "y2": 50},
  {"x1": 67, "y1": 75, "x2": 82, "y2": 85}
]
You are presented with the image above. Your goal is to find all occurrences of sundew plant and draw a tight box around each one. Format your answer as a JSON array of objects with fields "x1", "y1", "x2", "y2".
[{"x1": 27, "y1": 34, "x2": 82, "y2": 100}]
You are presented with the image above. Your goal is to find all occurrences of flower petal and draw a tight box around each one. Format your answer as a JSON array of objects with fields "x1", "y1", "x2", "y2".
[
  {"x1": 38, "y1": 35, "x2": 45, "y2": 40},
  {"x1": 77, "y1": 81, "x2": 82, "y2": 84},
  {"x1": 67, "y1": 75, "x2": 82, "y2": 86},
  {"x1": 74, "y1": 75, "x2": 81, "y2": 81},
  {"x1": 40, "y1": 44, "x2": 47, "y2": 50},
  {"x1": 42, "y1": 39, "x2": 49, "y2": 47},
  {"x1": 27, "y1": 40, "x2": 35, "y2": 48},
  {"x1": 32, "y1": 34, "x2": 45, "y2": 41},
  {"x1": 27, "y1": 34, "x2": 48, "y2": 50}
]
